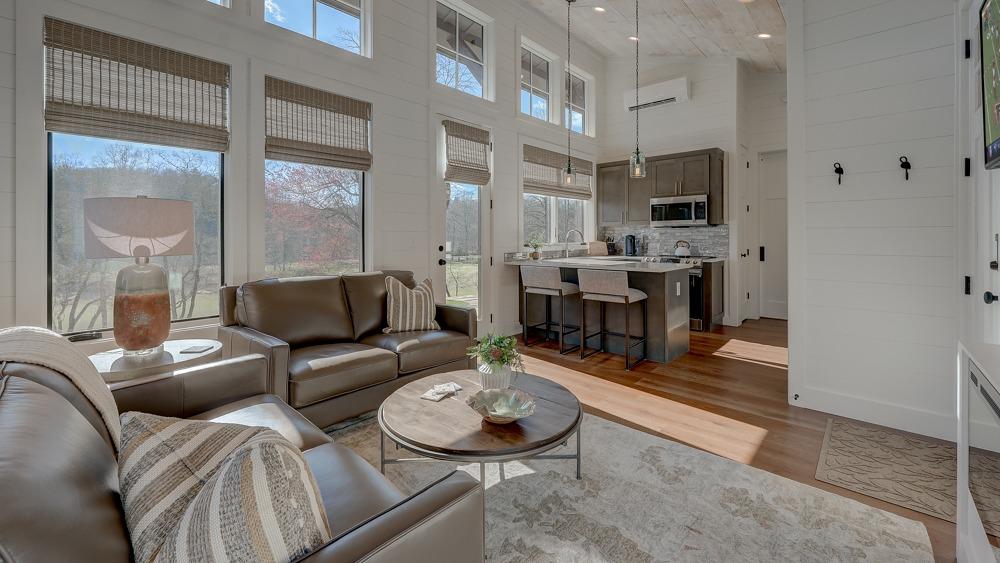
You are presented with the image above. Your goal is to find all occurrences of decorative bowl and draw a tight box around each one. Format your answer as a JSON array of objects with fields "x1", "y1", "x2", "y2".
[{"x1": 466, "y1": 388, "x2": 536, "y2": 424}]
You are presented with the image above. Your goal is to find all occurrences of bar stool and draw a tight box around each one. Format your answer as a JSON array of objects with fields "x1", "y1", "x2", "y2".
[
  {"x1": 520, "y1": 265, "x2": 581, "y2": 354},
  {"x1": 577, "y1": 269, "x2": 648, "y2": 370}
]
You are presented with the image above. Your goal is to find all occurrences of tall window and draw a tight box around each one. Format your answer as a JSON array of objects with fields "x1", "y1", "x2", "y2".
[
  {"x1": 264, "y1": 161, "x2": 363, "y2": 276},
  {"x1": 522, "y1": 195, "x2": 584, "y2": 245},
  {"x1": 49, "y1": 134, "x2": 223, "y2": 333},
  {"x1": 565, "y1": 72, "x2": 586, "y2": 134},
  {"x1": 435, "y1": 2, "x2": 485, "y2": 97},
  {"x1": 446, "y1": 183, "x2": 481, "y2": 315},
  {"x1": 520, "y1": 48, "x2": 550, "y2": 121},
  {"x1": 265, "y1": 0, "x2": 364, "y2": 55}
]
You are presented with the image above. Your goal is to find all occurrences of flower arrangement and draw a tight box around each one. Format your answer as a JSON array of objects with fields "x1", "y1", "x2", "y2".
[
  {"x1": 467, "y1": 333, "x2": 524, "y2": 389},
  {"x1": 524, "y1": 239, "x2": 544, "y2": 260}
]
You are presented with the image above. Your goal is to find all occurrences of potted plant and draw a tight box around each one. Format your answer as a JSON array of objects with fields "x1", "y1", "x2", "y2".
[
  {"x1": 467, "y1": 333, "x2": 525, "y2": 390},
  {"x1": 524, "y1": 239, "x2": 544, "y2": 260}
]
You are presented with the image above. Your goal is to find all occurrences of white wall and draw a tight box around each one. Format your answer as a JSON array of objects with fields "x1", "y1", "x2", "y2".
[
  {"x1": 0, "y1": 0, "x2": 13, "y2": 328},
  {"x1": 5, "y1": 0, "x2": 605, "y2": 339},
  {"x1": 786, "y1": 0, "x2": 959, "y2": 440}
]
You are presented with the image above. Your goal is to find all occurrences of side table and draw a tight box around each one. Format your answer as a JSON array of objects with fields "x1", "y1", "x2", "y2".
[{"x1": 89, "y1": 339, "x2": 223, "y2": 384}]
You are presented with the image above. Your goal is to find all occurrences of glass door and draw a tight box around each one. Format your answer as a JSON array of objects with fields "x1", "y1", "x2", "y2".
[{"x1": 445, "y1": 182, "x2": 491, "y2": 332}]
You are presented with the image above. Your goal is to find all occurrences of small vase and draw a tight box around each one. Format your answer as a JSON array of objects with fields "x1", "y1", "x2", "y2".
[
  {"x1": 530, "y1": 251, "x2": 542, "y2": 260},
  {"x1": 478, "y1": 362, "x2": 514, "y2": 390}
]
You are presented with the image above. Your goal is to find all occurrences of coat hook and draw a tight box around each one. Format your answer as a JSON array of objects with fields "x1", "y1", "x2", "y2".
[
  {"x1": 899, "y1": 156, "x2": 911, "y2": 180},
  {"x1": 834, "y1": 162, "x2": 845, "y2": 185}
]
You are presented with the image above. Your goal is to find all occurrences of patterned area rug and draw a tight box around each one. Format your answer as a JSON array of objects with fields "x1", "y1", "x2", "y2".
[
  {"x1": 816, "y1": 417, "x2": 1000, "y2": 536},
  {"x1": 331, "y1": 414, "x2": 933, "y2": 562}
]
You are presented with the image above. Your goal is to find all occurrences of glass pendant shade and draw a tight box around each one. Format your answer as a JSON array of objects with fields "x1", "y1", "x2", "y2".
[
  {"x1": 564, "y1": 163, "x2": 574, "y2": 185},
  {"x1": 630, "y1": 150, "x2": 646, "y2": 178}
]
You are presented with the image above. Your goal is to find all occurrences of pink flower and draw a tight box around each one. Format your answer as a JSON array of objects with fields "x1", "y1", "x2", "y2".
[{"x1": 489, "y1": 348, "x2": 504, "y2": 362}]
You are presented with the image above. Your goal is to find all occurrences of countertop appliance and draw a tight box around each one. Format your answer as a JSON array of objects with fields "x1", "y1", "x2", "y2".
[
  {"x1": 624, "y1": 235, "x2": 638, "y2": 256},
  {"x1": 651, "y1": 195, "x2": 709, "y2": 227},
  {"x1": 674, "y1": 240, "x2": 692, "y2": 257}
]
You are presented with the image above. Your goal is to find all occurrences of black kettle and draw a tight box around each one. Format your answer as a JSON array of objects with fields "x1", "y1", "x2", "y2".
[{"x1": 624, "y1": 235, "x2": 638, "y2": 256}]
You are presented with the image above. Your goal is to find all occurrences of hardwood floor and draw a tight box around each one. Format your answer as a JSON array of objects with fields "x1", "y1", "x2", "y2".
[{"x1": 517, "y1": 318, "x2": 956, "y2": 563}]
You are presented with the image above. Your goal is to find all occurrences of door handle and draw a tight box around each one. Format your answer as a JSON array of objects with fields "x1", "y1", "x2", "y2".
[
  {"x1": 438, "y1": 259, "x2": 447, "y2": 266},
  {"x1": 986, "y1": 291, "x2": 999, "y2": 304}
]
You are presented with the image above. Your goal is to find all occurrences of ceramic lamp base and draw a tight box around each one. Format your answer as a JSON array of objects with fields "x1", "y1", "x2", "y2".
[{"x1": 113, "y1": 259, "x2": 171, "y2": 355}]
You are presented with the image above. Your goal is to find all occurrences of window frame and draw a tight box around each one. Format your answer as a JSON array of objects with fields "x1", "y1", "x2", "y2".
[
  {"x1": 45, "y1": 132, "x2": 227, "y2": 335},
  {"x1": 433, "y1": 0, "x2": 495, "y2": 101},
  {"x1": 520, "y1": 46, "x2": 552, "y2": 123},
  {"x1": 520, "y1": 193, "x2": 589, "y2": 248},
  {"x1": 264, "y1": 0, "x2": 371, "y2": 58},
  {"x1": 565, "y1": 64, "x2": 596, "y2": 137},
  {"x1": 262, "y1": 159, "x2": 367, "y2": 277},
  {"x1": 565, "y1": 70, "x2": 586, "y2": 135}
]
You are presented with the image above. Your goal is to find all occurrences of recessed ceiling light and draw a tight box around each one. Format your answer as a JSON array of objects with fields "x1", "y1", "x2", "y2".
[
  {"x1": 757, "y1": 33, "x2": 771, "y2": 39},
  {"x1": 594, "y1": 6, "x2": 606, "y2": 12},
  {"x1": 628, "y1": 36, "x2": 639, "y2": 41}
]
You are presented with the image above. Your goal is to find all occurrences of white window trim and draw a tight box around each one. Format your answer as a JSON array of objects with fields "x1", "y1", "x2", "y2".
[
  {"x1": 519, "y1": 37, "x2": 560, "y2": 126},
  {"x1": 432, "y1": 0, "x2": 496, "y2": 102},
  {"x1": 566, "y1": 63, "x2": 596, "y2": 138},
  {"x1": 261, "y1": 0, "x2": 373, "y2": 59}
]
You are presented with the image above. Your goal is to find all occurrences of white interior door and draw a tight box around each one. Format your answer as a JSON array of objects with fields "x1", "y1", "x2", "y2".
[
  {"x1": 444, "y1": 181, "x2": 492, "y2": 334},
  {"x1": 759, "y1": 150, "x2": 788, "y2": 319}
]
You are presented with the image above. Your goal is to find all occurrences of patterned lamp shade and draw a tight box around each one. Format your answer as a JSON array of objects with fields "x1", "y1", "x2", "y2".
[{"x1": 83, "y1": 196, "x2": 195, "y2": 259}]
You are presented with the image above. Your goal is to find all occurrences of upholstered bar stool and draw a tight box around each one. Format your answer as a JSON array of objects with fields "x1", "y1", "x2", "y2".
[
  {"x1": 577, "y1": 269, "x2": 648, "y2": 370},
  {"x1": 520, "y1": 265, "x2": 581, "y2": 354}
]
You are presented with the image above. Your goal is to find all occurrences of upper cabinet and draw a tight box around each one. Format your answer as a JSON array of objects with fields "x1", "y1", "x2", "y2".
[{"x1": 598, "y1": 148, "x2": 725, "y2": 227}]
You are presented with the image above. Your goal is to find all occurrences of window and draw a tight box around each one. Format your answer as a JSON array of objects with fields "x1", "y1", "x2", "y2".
[
  {"x1": 264, "y1": 160, "x2": 363, "y2": 276},
  {"x1": 265, "y1": 0, "x2": 364, "y2": 55},
  {"x1": 565, "y1": 72, "x2": 586, "y2": 134},
  {"x1": 435, "y1": 2, "x2": 485, "y2": 97},
  {"x1": 445, "y1": 183, "x2": 482, "y2": 315},
  {"x1": 49, "y1": 134, "x2": 223, "y2": 333},
  {"x1": 522, "y1": 194, "x2": 585, "y2": 246},
  {"x1": 520, "y1": 48, "x2": 550, "y2": 121},
  {"x1": 205, "y1": 0, "x2": 227, "y2": 5}
]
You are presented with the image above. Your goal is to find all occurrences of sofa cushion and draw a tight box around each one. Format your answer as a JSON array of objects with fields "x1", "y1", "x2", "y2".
[
  {"x1": 384, "y1": 277, "x2": 440, "y2": 334},
  {"x1": 191, "y1": 393, "x2": 332, "y2": 451},
  {"x1": 236, "y1": 276, "x2": 355, "y2": 347},
  {"x1": 304, "y1": 442, "x2": 405, "y2": 537},
  {"x1": 341, "y1": 271, "x2": 416, "y2": 340},
  {"x1": 288, "y1": 343, "x2": 398, "y2": 408},
  {"x1": 157, "y1": 433, "x2": 331, "y2": 563},
  {"x1": 0, "y1": 376, "x2": 131, "y2": 563},
  {"x1": 360, "y1": 330, "x2": 471, "y2": 374}
]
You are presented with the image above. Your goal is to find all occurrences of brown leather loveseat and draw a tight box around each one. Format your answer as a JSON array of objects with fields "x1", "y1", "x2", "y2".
[
  {"x1": 219, "y1": 271, "x2": 477, "y2": 430},
  {"x1": 0, "y1": 354, "x2": 485, "y2": 562}
]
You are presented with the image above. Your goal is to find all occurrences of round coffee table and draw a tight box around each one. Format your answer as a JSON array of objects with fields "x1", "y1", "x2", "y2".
[{"x1": 377, "y1": 370, "x2": 583, "y2": 485}]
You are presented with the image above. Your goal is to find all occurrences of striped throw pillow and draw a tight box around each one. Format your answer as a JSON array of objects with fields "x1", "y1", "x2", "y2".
[
  {"x1": 384, "y1": 276, "x2": 440, "y2": 333},
  {"x1": 118, "y1": 412, "x2": 330, "y2": 563}
]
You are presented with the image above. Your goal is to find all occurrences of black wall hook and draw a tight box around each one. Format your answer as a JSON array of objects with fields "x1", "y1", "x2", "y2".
[
  {"x1": 899, "y1": 156, "x2": 911, "y2": 180},
  {"x1": 834, "y1": 162, "x2": 845, "y2": 185}
]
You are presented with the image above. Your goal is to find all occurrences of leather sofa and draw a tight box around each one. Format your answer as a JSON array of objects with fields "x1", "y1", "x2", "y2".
[
  {"x1": 219, "y1": 270, "x2": 477, "y2": 430},
  {"x1": 0, "y1": 354, "x2": 485, "y2": 562}
]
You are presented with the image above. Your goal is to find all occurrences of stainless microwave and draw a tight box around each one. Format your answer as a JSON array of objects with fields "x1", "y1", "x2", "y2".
[{"x1": 650, "y1": 195, "x2": 708, "y2": 227}]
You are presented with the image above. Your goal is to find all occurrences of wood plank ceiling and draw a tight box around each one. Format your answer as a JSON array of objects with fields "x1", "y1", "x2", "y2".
[{"x1": 532, "y1": 0, "x2": 786, "y2": 72}]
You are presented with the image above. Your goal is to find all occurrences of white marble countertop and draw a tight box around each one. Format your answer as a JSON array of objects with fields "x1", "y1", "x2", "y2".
[{"x1": 503, "y1": 256, "x2": 692, "y2": 273}]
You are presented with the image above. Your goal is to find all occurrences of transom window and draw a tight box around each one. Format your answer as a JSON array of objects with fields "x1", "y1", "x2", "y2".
[
  {"x1": 520, "y1": 48, "x2": 550, "y2": 121},
  {"x1": 565, "y1": 72, "x2": 586, "y2": 134},
  {"x1": 265, "y1": 0, "x2": 364, "y2": 55},
  {"x1": 435, "y1": 2, "x2": 486, "y2": 97}
]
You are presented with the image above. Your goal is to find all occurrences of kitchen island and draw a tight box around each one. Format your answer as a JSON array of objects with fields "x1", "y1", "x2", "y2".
[{"x1": 505, "y1": 256, "x2": 691, "y2": 363}]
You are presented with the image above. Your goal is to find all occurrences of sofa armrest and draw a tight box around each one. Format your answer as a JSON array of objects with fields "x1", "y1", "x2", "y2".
[
  {"x1": 436, "y1": 304, "x2": 476, "y2": 340},
  {"x1": 219, "y1": 325, "x2": 290, "y2": 402},
  {"x1": 111, "y1": 354, "x2": 269, "y2": 417},
  {"x1": 299, "y1": 471, "x2": 484, "y2": 563}
]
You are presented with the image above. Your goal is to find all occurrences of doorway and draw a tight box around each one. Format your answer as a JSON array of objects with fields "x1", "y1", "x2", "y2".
[
  {"x1": 758, "y1": 150, "x2": 788, "y2": 320},
  {"x1": 444, "y1": 181, "x2": 492, "y2": 334}
]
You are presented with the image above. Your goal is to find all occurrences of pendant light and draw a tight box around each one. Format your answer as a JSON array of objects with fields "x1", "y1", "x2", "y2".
[
  {"x1": 629, "y1": 0, "x2": 646, "y2": 178},
  {"x1": 563, "y1": 0, "x2": 576, "y2": 186}
]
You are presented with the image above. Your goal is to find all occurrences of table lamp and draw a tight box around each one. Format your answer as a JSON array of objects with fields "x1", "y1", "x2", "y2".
[{"x1": 83, "y1": 196, "x2": 194, "y2": 356}]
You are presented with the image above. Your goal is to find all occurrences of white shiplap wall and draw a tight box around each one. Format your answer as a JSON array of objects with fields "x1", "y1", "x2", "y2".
[
  {"x1": 0, "y1": 0, "x2": 13, "y2": 328},
  {"x1": 787, "y1": 0, "x2": 959, "y2": 440},
  {"x1": 748, "y1": 72, "x2": 787, "y2": 153}
]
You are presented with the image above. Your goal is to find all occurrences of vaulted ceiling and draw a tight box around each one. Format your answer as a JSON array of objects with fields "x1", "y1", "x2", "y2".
[{"x1": 532, "y1": 0, "x2": 786, "y2": 72}]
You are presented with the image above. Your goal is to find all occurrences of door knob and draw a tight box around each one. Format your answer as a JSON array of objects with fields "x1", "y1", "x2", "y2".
[
  {"x1": 986, "y1": 291, "x2": 999, "y2": 304},
  {"x1": 438, "y1": 259, "x2": 447, "y2": 266}
]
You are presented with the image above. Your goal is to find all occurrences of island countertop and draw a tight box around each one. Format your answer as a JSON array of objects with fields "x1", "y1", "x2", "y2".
[{"x1": 503, "y1": 256, "x2": 692, "y2": 273}]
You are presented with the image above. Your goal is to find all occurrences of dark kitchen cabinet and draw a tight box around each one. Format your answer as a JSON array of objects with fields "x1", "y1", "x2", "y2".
[
  {"x1": 598, "y1": 164, "x2": 628, "y2": 226},
  {"x1": 598, "y1": 147, "x2": 725, "y2": 227}
]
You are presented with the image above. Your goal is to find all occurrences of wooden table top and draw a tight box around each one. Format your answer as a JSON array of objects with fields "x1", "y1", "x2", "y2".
[{"x1": 379, "y1": 370, "x2": 582, "y2": 459}]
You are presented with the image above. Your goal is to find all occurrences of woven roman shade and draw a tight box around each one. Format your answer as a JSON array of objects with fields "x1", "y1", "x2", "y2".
[
  {"x1": 43, "y1": 17, "x2": 230, "y2": 152},
  {"x1": 443, "y1": 120, "x2": 490, "y2": 185},
  {"x1": 265, "y1": 76, "x2": 372, "y2": 170},
  {"x1": 522, "y1": 144, "x2": 594, "y2": 200}
]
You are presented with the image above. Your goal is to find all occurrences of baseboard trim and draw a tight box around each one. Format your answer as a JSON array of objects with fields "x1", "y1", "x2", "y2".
[{"x1": 795, "y1": 386, "x2": 956, "y2": 442}]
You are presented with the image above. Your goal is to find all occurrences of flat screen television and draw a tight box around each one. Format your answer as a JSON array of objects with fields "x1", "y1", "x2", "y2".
[{"x1": 982, "y1": 0, "x2": 1000, "y2": 168}]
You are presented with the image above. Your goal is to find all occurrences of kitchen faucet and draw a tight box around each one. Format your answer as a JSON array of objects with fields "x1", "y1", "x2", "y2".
[{"x1": 563, "y1": 229, "x2": 585, "y2": 257}]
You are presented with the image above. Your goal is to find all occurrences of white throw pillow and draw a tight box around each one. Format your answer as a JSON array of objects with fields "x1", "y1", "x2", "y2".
[{"x1": 384, "y1": 276, "x2": 440, "y2": 333}]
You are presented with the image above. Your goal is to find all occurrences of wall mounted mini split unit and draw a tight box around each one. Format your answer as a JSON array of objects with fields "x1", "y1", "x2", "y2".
[{"x1": 624, "y1": 76, "x2": 690, "y2": 111}]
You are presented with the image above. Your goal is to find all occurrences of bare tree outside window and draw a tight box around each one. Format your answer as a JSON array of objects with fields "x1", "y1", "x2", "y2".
[{"x1": 445, "y1": 183, "x2": 481, "y2": 314}]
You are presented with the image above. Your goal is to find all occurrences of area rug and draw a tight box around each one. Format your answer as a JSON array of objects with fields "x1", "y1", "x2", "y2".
[
  {"x1": 331, "y1": 414, "x2": 933, "y2": 562},
  {"x1": 816, "y1": 417, "x2": 1000, "y2": 537}
]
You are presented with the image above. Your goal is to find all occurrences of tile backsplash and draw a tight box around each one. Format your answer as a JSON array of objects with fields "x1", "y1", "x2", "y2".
[{"x1": 600, "y1": 225, "x2": 730, "y2": 258}]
